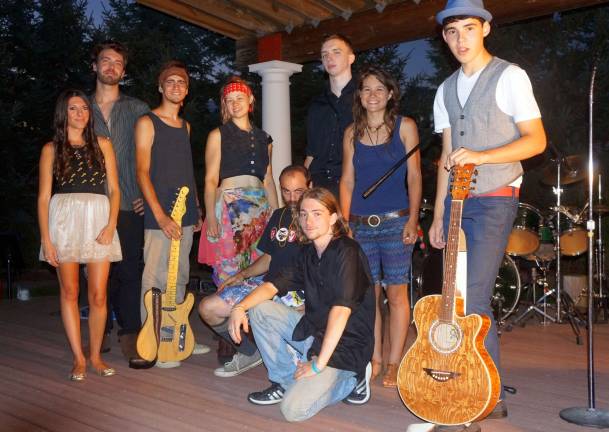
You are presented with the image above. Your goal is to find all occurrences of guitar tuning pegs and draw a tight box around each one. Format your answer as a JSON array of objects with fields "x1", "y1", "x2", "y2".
[
  {"x1": 474, "y1": 169, "x2": 479, "y2": 175},
  {"x1": 471, "y1": 179, "x2": 477, "y2": 183}
]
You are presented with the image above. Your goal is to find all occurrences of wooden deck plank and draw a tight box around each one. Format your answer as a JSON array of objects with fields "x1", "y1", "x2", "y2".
[{"x1": 0, "y1": 296, "x2": 607, "y2": 432}]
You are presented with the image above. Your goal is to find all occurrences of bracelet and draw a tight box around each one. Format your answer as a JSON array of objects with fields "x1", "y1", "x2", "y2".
[
  {"x1": 311, "y1": 360, "x2": 321, "y2": 374},
  {"x1": 231, "y1": 304, "x2": 245, "y2": 314}
]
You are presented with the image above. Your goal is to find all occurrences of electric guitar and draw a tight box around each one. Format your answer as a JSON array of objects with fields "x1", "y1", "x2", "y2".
[
  {"x1": 397, "y1": 164, "x2": 500, "y2": 426},
  {"x1": 137, "y1": 186, "x2": 195, "y2": 363}
]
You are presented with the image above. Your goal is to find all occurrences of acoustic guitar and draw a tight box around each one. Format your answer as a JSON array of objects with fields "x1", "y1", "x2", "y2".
[
  {"x1": 137, "y1": 186, "x2": 195, "y2": 363},
  {"x1": 397, "y1": 164, "x2": 500, "y2": 426}
]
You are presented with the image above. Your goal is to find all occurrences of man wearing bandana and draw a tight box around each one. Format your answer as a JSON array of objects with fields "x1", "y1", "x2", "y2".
[{"x1": 198, "y1": 165, "x2": 310, "y2": 377}]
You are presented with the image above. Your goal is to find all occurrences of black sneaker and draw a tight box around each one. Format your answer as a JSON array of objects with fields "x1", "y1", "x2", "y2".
[
  {"x1": 247, "y1": 382, "x2": 285, "y2": 405},
  {"x1": 344, "y1": 362, "x2": 372, "y2": 405}
]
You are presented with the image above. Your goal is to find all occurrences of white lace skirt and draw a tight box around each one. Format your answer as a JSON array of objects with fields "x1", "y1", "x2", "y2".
[{"x1": 40, "y1": 193, "x2": 122, "y2": 264}]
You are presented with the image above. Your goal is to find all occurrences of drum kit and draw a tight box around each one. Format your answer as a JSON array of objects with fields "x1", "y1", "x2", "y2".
[{"x1": 412, "y1": 154, "x2": 609, "y2": 337}]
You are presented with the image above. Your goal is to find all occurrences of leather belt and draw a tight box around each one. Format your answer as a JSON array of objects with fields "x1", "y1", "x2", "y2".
[
  {"x1": 349, "y1": 208, "x2": 409, "y2": 228},
  {"x1": 472, "y1": 186, "x2": 519, "y2": 198}
]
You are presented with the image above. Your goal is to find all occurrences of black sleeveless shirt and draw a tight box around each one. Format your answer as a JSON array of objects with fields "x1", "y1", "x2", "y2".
[
  {"x1": 143, "y1": 112, "x2": 198, "y2": 229},
  {"x1": 55, "y1": 147, "x2": 106, "y2": 195},
  {"x1": 219, "y1": 121, "x2": 272, "y2": 182}
]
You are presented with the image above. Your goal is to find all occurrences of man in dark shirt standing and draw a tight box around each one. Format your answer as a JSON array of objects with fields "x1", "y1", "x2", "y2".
[
  {"x1": 304, "y1": 34, "x2": 356, "y2": 198},
  {"x1": 90, "y1": 41, "x2": 149, "y2": 361},
  {"x1": 135, "y1": 61, "x2": 209, "y2": 368},
  {"x1": 228, "y1": 187, "x2": 374, "y2": 422}
]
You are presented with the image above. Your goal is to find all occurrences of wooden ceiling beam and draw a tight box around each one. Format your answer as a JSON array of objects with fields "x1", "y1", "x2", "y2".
[
  {"x1": 237, "y1": 0, "x2": 609, "y2": 66},
  {"x1": 137, "y1": 0, "x2": 254, "y2": 39},
  {"x1": 278, "y1": 0, "x2": 336, "y2": 22},
  {"x1": 229, "y1": 0, "x2": 308, "y2": 28},
  {"x1": 178, "y1": 0, "x2": 279, "y2": 34}
]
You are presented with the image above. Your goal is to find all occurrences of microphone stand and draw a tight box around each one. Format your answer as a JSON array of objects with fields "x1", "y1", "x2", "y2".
[
  {"x1": 559, "y1": 53, "x2": 609, "y2": 428},
  {"x1": 362, "y1": 144, "x2": 420, "y2": 199}
]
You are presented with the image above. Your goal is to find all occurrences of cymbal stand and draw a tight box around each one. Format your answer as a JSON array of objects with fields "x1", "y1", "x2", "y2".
[
  {"x1": 553, "y1": 161, "x2": 564, "y2": 322},
  {"x1": 511, "y1": 259, "x2": 556, "y2": 326},
  {"x1": 595, "y1": 175, "x2": 609, "y2": 321}
]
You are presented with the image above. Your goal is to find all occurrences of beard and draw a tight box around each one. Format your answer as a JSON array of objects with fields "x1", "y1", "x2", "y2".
[{"x1": 97, "y1": 72, "x2": 122, "y2": 86}]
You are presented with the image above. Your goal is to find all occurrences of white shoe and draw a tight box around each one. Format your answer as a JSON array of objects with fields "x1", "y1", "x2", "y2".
[
  {"x1": 192, "y1": 343, "x2": 211, "y2": 355},
  {"x1": 155, "y1": 360, "x2": 181, "y2": 368},
  {"x1": 214, "y1": 352, "x2": 262, "y2": 377}
]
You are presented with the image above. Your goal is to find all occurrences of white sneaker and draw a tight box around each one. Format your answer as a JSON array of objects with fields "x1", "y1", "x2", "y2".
[
  {"x1": 214, "y1": 351, "x2": 262, "y2": 377},
  {"x1": 192, "y1": 343, "x2": 211, "y2": 355},
  {"x1": 155, "y1": 360, "x2": 181, "y2": 368}
]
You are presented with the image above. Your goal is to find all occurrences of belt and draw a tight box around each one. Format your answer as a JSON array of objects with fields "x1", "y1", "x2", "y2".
[
  {"x1": 349, "y1": 209, "x2": 409, "y2": 227},
  {"x1": 473, "y1": 186, "x2": 519, "y2": 198}
]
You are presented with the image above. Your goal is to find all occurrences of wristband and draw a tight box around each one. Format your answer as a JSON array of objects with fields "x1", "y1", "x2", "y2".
[{"x1": 311, "y1": 360, "x2": 321, "y2": 374}]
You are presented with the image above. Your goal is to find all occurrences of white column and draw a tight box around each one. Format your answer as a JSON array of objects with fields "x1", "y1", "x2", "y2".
[{"x1": 249, "y1": 60, "x2": 302, "y2": 205}]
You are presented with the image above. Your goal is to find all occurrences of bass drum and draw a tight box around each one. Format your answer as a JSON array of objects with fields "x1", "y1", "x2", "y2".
[{"x1": 412, "y1": 250, "x2": 521, "y2": 322}]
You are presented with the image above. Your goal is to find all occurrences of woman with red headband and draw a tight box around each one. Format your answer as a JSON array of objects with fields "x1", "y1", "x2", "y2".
[{"x1": 198, "y1": 77, "x2": 278, "y2": 363}]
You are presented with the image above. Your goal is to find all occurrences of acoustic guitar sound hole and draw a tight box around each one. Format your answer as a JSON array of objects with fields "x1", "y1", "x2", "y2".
[{"x1": 429, "y1": 320, "x2": 462, "y2": 354}]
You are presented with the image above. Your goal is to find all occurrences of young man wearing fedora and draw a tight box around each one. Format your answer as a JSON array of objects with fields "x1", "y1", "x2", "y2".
[{"x1": 428, "y1": 0, "x2": 547, "y2": 430}]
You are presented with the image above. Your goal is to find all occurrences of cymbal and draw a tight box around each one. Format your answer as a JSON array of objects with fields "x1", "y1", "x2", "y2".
[{"x1": 541, "y1": 155, "x2": 587, "y2": 185}]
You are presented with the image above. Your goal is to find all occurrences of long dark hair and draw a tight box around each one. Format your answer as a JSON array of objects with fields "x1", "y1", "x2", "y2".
[
  {"x1": 52, "y1": 89, "x2": 104, "y2": 180},
  {"x1": 296, "y1": 187, "x2": 349, "y2": 242},
  {"x1": 352, "y1": 65, "x2": 401, "y2": 146}
]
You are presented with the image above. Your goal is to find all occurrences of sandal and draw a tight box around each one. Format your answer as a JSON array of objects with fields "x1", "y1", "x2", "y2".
[
  {"x1": 382, "y1": 363, "x2": 398, "y2": 388},
  {"x1": 371, "y1": 360, "x2": 383, "y2": 380}
]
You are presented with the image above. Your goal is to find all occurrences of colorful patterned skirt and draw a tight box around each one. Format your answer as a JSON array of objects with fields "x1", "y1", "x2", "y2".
[{"x1": 198, "y1": 187, "x2": 271, "y2": 295}]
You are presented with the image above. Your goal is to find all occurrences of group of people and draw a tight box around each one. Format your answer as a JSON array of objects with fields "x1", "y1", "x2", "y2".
[{"x1": 37, "y1": 0, "x2": 546, "y2": 429}]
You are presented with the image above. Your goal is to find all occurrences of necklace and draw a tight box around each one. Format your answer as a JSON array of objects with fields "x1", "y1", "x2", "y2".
[{"x1": 275, "y1": 207, "x2": 297, "y2": 247}]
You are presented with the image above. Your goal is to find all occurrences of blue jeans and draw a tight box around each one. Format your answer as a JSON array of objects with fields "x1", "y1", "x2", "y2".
[
  {"x1": 249, "y1": 300, "x2": 357, "y2": 422},
  {"x1": 443, "y1": 194, "x2": 518, "y2": 399}
]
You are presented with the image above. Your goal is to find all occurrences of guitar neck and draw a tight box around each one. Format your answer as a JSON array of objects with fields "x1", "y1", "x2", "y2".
[
  {"x1": 165, "y1": 234, "x2": 181, "y2": 308},
  {"x1": 440, "y1": 199, "x2": 464, "y2": 322}
]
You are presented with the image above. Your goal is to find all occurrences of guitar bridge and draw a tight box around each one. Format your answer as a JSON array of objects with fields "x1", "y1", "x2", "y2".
[{"x1": 423, "y1": 368, "x2": 461, "y2": 382}]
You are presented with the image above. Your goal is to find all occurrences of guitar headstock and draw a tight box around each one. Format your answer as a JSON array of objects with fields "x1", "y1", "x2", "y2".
[
  {"x1": 450, "y1": 164, "x2": 476, "y2": 200},
  {"x1": 170, "y1": 186, "x2": 189, "y2": 223}
]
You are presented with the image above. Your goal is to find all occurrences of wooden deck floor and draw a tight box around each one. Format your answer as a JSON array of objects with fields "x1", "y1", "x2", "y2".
[{"x1": 1, "y1": 295, "x2": 607, "y2": 432}]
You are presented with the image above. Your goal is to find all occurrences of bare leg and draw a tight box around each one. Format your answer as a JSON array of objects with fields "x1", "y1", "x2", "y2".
[
  {"x1": 198, "y1": 294, "x2": 232, "y2": 326},
  {"x1": 87, "y1": 260, "x2": 111, "y2": 371},
  {"x1": 57, "y1": 263, "x2": 86, "y2": 375},
  {"x1": 383, "y1": 283, "x2": 410, "y2": 387},
  {"x1": 372, "y1": 283, "x2": 383, "y2": 379}
]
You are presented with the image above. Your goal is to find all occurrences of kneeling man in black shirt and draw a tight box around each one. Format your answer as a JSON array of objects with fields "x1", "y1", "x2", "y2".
[{"x1": 228, "y1": 187, "x2": 374, "y2": 422}]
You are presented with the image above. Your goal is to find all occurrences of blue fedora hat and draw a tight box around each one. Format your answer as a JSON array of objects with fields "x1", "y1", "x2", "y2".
[{"x1": 436, "y1": 0, "x2": 493, "y2": 25}]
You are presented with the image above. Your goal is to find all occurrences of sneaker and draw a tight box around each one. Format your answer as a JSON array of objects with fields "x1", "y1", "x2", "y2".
[
  {"x1": 192, "y1": 343, "x2": 211, "y2": 355},
  {"x1": 214, "y1": 351, "x2": 262, "y2": 377},
  {"x1": 155, "y1": 360, "x2": 181, "y2": 368},
  {"x1": 344, "y1": 361, "x2": 372, "y2": 405},
  {"x1": 432, "y1": 423, "x2": 481, "y2": 432},
  {"x1": 247, "y1": 382, "x2": 285, "y2": 405}
]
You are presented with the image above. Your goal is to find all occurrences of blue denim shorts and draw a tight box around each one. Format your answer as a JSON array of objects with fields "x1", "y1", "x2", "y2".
[{"x1": 350, "y1": 215, "x2": 414, "y2": 285}]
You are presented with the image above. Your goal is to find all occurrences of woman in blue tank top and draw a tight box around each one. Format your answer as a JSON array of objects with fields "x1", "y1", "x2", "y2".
[
  {"x1": 339, "y1": 67, "x2": 422, "y2": 388},
  {"x1": 38, "y1": 89, "x2": 121, "y2": 381}
]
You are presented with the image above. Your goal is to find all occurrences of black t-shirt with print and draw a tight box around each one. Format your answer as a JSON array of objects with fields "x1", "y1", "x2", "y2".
[{"x1": 259, "y1": 207, "x2": 301, "y2": 281}]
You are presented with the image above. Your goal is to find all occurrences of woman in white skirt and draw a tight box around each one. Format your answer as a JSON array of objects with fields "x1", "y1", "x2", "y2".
[{"x1": 38, "y1": 89, "x2": 122, "y2": 381}]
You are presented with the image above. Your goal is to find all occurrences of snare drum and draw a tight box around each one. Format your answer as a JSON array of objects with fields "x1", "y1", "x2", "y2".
[
  {"x1": 534, "y1": 225, "x2": 556, "y2": 261},
  {"x1": 412, "y1": 251, "x2": 521, "y2": 322},
  {"x1": 554, "y1": 214, "x2": 587, "y2": 256},
  {"x1": 506, "y1": 203, "x2": 542, "y2": 257}
]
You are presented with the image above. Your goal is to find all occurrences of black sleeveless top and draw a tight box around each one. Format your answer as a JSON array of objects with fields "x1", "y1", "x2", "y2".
[
  {"x1": 55, "y1": 147, "x2": 106, "y2": 195},
  {"x1": 219, "y1": 121, "x2": 272, "y2": 182},
  {"x1": 143, "y1": 112, "x2": 198, "y2": 229}
]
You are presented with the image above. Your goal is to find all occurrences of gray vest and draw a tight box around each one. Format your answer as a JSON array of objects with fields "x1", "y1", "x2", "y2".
[{"x1": 443, "y1": 57, "x2": 523, "y2": 194}]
